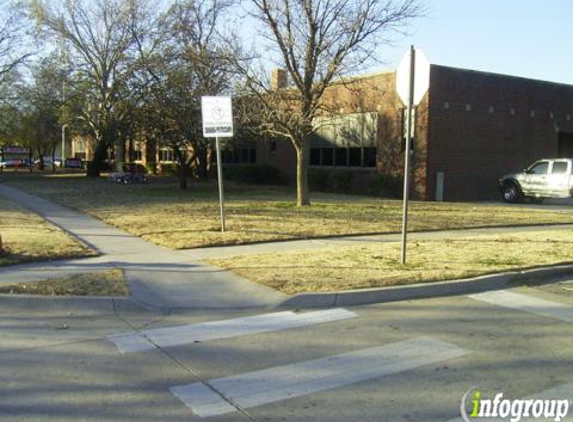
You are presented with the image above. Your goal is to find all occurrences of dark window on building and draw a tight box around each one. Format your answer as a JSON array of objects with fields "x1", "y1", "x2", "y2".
[
  {"x1": 364, "y1": 148, "x2": 376, "y2": 167},
  {"x1": 159, "y1": 149, "x2": 174, "y2": 162},
  {"x1": 348, "y1": 148, "x2": 361, "y2": 166},
  {"x1": 310, "y1": 146, "x2": 377, "y2": 167},
  {"x1": 241, "y1": 148, "x2": 249, "y2": 162},
  {"x1": 310, "y1": 148, "x2": 321, "y2": 165},
  {"x1": 269, "y1": 140, "x2": 277, "y2": 154},
  {"x1": 233, "y1": 149, "x2": 241, "y2": 163},
  {"x1": 322, "y1": 148, "x2": 334, "y2": 166},
  {"x1": 222, "y1": 150, "x2": 233, "y2": 163},
  {"x1": 222, "y1": 148, "x2": 257, "y2": 164},
  {"x1": 310, "y1": 111, "x2": 378, "y2": 168},
  {"x1": 335, "y1": 148, "x2": 347, "y2": 166}
]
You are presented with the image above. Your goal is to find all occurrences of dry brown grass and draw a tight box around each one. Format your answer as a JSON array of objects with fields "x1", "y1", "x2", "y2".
[
  {"x1": 0, "y1": 269, "x2": 129, "y2": 296},
  {"x1": 5, "y1": 174, "x2": 573, "y2": 250},
  {"x1": 208, "y1": 230, "x2": 573, "y2": 294},
  {"x1": 0, "y1": 195, "x2": 94, "y2": 266}
]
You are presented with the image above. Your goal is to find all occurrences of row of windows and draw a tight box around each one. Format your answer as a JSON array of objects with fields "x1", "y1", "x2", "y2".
[
  {"x1": 132, "y1": 146, "x2": 377, "y2": 168},
  {"x1": 221, "y1": 148, "x2": 257, "y2": 164},
  {"x1": 131, "y1": 148, "x2": 256, "y2": 164},
  {"x1": 310, "y1": 147, "x2": 376, "y2": 168}
]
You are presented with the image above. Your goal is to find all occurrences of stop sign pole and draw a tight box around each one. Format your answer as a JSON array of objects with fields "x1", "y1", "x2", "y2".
[
  {"x1": 396, "y1": 46, "x2": 430, "y2": 264},
  {"x1": 400, "y1": 46, "x2": 416, "y2": 264}
]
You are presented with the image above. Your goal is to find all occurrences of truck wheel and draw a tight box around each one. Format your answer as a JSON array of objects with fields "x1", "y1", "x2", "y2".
[{"x1": 502, "y1": 181, "x2": 522, "y2": 203}]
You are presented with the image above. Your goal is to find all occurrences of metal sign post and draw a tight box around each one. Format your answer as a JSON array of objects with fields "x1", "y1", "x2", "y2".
[
  {"x1": 395, "y1": 46, "x2": 430, "y2": 264},
  {"x1": 201, "y1": 96, "x2": 234, "y2": 233},
  {"x1": 215, "y1": 136, "x2": 226, "y2": 232},
  {"x1": 401, "y1": 46, "x2": 416, "y2": 265}
]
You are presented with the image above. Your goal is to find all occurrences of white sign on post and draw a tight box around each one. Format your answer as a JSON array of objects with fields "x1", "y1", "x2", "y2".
[
  {"x1": 201, "y1": 96, "x2": 234, "y2": 233},
  {"x1": 201, "y1": 96, "x2": 233, "y2": 138}
]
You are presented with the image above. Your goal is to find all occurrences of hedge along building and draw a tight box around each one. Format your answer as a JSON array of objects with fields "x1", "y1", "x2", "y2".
[{"x1": 246, "y1": 66, "x2": 573, "y2": 201}]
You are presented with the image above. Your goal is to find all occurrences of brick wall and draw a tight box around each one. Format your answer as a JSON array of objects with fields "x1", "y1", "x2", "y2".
[
  {"x1": 257, "y1": 72, "x2": 426, "y2": 197},
  {"x1": 427, "y1": 65, "x2": 573, "y2": 201}
]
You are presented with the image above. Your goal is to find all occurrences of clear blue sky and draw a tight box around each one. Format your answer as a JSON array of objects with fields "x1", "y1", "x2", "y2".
[{"x1": 382, "y1": 0, "x2": 573, "y2": 85}]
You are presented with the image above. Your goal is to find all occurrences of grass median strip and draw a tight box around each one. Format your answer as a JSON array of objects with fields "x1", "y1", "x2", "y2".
[
  {"x1": 207, "y1": 230, "x2": 573, "y2": 294},
  {"x1": 0, "y1": 195, "x2": 94, "y2": 266},
  {"x1": 5, "y1": 174, "x2": 573, "y2": 250},
  {"x1": 0, "y1": 269, "x2": 129, "y2": 296}
]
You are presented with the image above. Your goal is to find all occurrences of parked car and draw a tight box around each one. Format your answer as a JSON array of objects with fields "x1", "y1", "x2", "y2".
[
  {"x1": 0, "y1": 158, "x2": 30, "y2": 168},
  {"x1": 34, "y1": 156, "x2": 63, "y2": 168},
  {"x1": 64, "y1": 158, "x2": 83, "y2": 169},
  {"x1": 499, "y1": 158, "x2": 573, "y2": 203},
  {"x1": 110, "y1": 163, "x2": 147, "y2": 184}
]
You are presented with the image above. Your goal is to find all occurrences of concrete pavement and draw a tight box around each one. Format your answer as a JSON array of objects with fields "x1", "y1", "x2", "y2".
[{"x1": 0, "y1": 183, "x2": 286, "y2": 310}]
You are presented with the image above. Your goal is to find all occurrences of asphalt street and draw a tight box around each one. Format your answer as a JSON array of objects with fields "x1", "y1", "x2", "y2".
[
  {"x1": 1, "y1": 277, "x2": 572, "y2": 422},
  {"x1": 1, "y1": 183, "x2": 572, "y2": 421}
]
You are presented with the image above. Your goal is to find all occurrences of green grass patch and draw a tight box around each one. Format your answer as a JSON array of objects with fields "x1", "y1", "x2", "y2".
[
  {"x1": 4, "y1": 173, "x2": 573, "y2": 250},
  {"x1": 0, "y1": 269, "x2": 129, "y2": 296},
  {"x1": 208, "y1": 230, "x2": 573, "y2": 294}
]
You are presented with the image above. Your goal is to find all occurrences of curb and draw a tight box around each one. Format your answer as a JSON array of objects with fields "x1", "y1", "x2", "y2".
[
  {"x1": 2, "y1": 264, "x2": 573, "y2": 313},
  {"x1": 0, "y1": 294, "x2": 150, "y2": 315},
  {"x1": 278, "y1": 264, "x2": 573, "y2": 309}
]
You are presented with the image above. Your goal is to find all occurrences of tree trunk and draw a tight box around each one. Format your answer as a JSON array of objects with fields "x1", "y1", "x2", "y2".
[
  {"x1": 37, "y1": 152, "x2": 45, "y2": 171},
  {"x1": 295, "y1": 140, "x2": 311, "y2": 206},
  {"x1": 115, "y1": 137, "x2": 125, "y2": 172},
  {"x1": 179, "y1": 169, "x2": 188, "y2": 189},
  {"x1": 51, "y1": 147, "x2": 56, "y2": 174},
  {"x1": 197, "y1": 147, "x2": 208, "y2": 179},
  {"x1": 176, "y1": 148, "x2": 188, "y2": 190},
  {"x1": 128, "y1": 138, "x2": 134, "y2": 162},
  {"x1": 86, "y1": 140, "x2": 108, "y2": 177}
]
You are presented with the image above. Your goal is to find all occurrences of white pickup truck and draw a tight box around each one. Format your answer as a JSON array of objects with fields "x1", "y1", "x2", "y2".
[{"x1": 499, "y1": 158, "x2": 573, "y2": 203}]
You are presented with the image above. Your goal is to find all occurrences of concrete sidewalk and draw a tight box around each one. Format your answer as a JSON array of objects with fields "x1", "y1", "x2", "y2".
[
  {"x1": 0, "y1": 184, "x2": 286, "y2": 310},
  {"x1": 3, "y1": 182, "x2": 573, "y2": 312},
  {"x1": 180, "y1": 222, "x2": 573, "y2": 260}
]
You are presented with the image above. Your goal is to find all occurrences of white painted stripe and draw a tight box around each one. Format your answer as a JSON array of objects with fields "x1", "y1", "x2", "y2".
[
  {"x1": 469, "y1": 291, "x2": 573, "y2": 323},
  {"x1": 446, "y1": 383, "x2": 573, "y2": 422},
  {"x1": 171, "y1": 336, "x2": 470, "y2": 417},
  {"x1": 109, "y1": 308, "x2": 358, "y2": 353}
]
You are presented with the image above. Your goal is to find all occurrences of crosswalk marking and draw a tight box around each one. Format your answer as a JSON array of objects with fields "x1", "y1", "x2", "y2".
[
  {"x1": 446, "y1": 382, "x2": 573, "y2": 422},
  {"x1": 469, "y1": 291, "x2": 573, "y2": 323},
  {"x1": 170, "y1": 336, "x2": 471, "y2": 418},
  {"x1": 109, "y1": 308, "x2": 358, "y2": 353}
]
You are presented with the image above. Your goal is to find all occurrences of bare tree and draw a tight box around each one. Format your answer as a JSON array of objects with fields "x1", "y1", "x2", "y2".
[
  {"x1": 30, "y1": 0, "x2": 152, "y2": 176},
  {"x1": 136, "y1": 0, "x2": 235, "y2": 189},
  {"x1": 17, "y1": 54, "x2": 65, "y2": 171},
  {"x1": 0, "y1": 2, "x2": 32, "y2": 85},
  {"x1": 236, "y1": 0, "x2": 423, "y2": 206}
]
